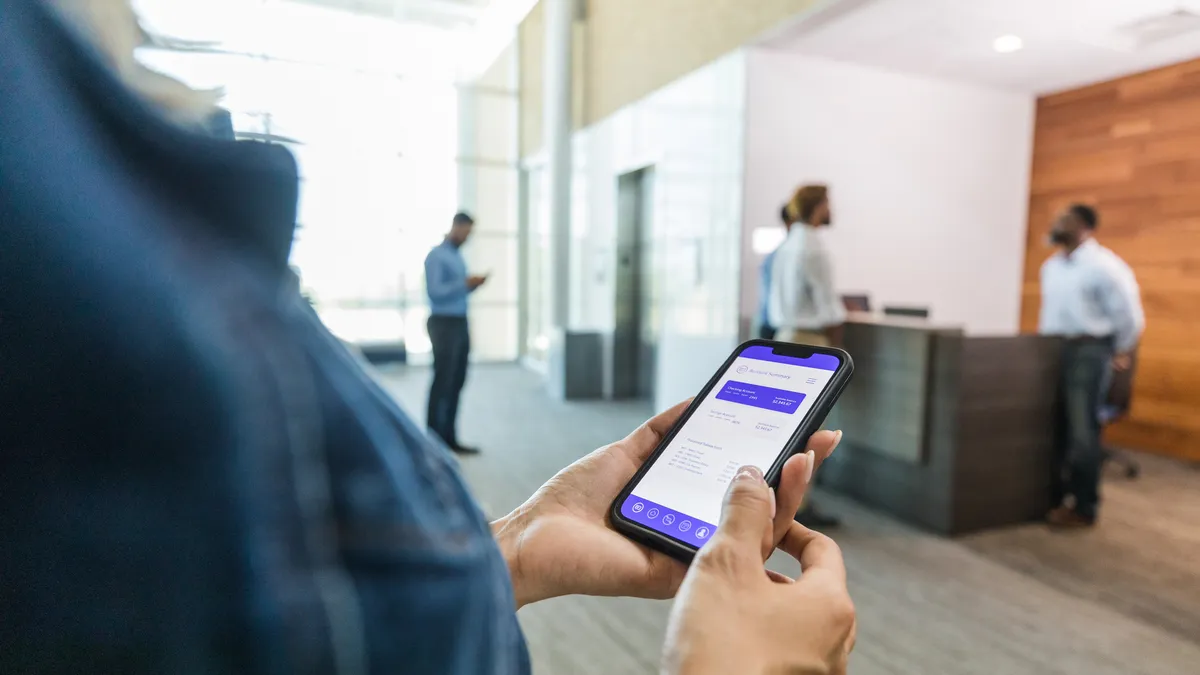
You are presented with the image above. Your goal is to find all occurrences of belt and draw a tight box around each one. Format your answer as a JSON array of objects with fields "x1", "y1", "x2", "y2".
[{"x1": 1063, "y1": 334, "x2": 1113, "y2": 345}]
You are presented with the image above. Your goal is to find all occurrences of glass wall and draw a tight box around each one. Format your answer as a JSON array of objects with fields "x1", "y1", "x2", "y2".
[
  {"x1": 134, "y1": 0, "x2": 519, "y2": 362},
  {"x1": 453, "y1": 45, "x2": 521, "y2": 362},
  {"x1": 522, "y1": 165, "x2": 552, "y2": 365}
]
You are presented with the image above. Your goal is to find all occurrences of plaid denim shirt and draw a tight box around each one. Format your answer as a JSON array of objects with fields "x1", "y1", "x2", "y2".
[{"x1": 0, "y1": 4, "x2": 529, "y2": 673}]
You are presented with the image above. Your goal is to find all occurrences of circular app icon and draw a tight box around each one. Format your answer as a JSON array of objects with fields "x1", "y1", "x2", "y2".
[
  {"x1": 631, "y1": 502, "x2": 645, "y2": 513},
  {"x1": 736, "y1": 365, "x2": 749, "y2": 374},
  {"x1": 662, "y1": 514, "x2": 676, "y2": 526},
  {"x1": 646, "y1": 508, "x2": 660, "y2": 520},
  {"x1": 678, "y1": 520, "x2": 692, "y2": 532},
  {"x1": 694, "y1": 526, "x2": 710, "y2": 539}
]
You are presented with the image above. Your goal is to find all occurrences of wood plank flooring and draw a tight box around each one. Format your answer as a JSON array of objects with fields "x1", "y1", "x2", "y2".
[
  {"x1": 378, "y1": 364, "x2": 1198, "y2": 675},
  {"x1": 962, "y1": 452, "x2": 1200, "y2": 644}
]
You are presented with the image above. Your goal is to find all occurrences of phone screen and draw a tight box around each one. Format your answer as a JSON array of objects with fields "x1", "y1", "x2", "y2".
[{"x1": 617, "y1": 344, "x2": 843, "y2": 547}]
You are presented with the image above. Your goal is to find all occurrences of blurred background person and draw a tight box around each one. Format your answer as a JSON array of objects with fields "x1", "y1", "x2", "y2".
[
  {"x1": 769, "y1": 184, "x2": 846, "y2": 349},
  {"x1": 768, "y1": 184, "x2": 844, "y2": 529},
  {"x1": 1039, "y1": 203, "x2": 1145, "y2": 529},
  {"x1": 757, "y1": 204, "x2": 797, "y2": 341},
  {"x1": 424, "y1": 212, "x2": 487, "y2": 455}
]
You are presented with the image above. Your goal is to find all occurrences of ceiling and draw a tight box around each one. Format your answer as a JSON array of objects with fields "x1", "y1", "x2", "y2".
[{"x1": 762, "y1": 0, "x2": 1200, "y2": 94}]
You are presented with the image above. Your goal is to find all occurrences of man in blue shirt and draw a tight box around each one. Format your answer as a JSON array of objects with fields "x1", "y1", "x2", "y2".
[{"x1": 425, "y1": 213, "x2": 488, "y2": 454}]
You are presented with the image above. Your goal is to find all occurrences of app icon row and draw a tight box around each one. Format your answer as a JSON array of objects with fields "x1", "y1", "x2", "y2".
[{"x1": 631, "y1": 502, "x2": 709, "y2": 539}]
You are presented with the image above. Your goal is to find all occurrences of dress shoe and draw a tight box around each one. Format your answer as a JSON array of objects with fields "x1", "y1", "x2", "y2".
[
  {"x1": 1046, "y1": 506, "x2": 1095, "y2": 529},
  {"x1": 795, "y1": 505, "x2": 840, "y2": 529},
  {"x1": 451, "y1": 443, "x2": 481, "y2": 456}
]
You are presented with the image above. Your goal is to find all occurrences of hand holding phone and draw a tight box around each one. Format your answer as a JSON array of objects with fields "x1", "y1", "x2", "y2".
[
  {"x1": 490, "y1": 399, "x2": 843, "y2": 606},
  {"x1": 663, "y1": 466, "x2": 856, "y2": 674},
  {"x1": 610, "y1": 340, "x2": 854, "y2": 561}
]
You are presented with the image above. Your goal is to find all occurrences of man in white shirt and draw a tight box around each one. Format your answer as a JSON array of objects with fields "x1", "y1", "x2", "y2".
[
  {"x1": 1039, "y1": 204, "x2": 1145, "y2": 528},
  {"x1": 768, "y1": 184, "x2": 846, "y2": 347}
]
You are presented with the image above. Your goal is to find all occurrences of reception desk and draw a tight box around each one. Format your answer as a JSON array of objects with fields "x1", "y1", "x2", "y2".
[{"x1": 821, "y1": 314, "x2": 1062, "y2": 536}]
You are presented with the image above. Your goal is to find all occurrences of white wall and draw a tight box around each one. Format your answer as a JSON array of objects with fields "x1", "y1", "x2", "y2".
[
  {"x1": 741, "y1": 50, "x2": 1035, "y2": 335},
  {"x1": 567, "y1": 52, "x2": 748, "y2": 411}
]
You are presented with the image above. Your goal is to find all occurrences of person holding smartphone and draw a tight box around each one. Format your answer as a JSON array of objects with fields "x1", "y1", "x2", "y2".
[
  {"x1": 424, "y1": 211, "x2": 489, "y2": 454},
  {"x1": 2, "y1": 2, "x2": 855, "y2": 673}
]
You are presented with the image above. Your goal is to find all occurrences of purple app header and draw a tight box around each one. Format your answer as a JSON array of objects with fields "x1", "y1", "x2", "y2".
[
  {"x1": 740, "y1": 344, "x2": 840, "y2": 371},
  {"x1": 715, "y1": 380, "x2": 805, "y2": 414},
  {"x1": 621, "y1": 495, "x2": 717, "y2": 550}
]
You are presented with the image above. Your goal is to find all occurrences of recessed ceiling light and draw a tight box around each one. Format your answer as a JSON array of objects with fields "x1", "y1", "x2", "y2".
[{"x1": 993, "y1": 34, "x2": 1024, "y2": 53}]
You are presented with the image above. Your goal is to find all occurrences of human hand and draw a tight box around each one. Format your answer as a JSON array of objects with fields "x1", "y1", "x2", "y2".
[
  {"x1": 663, "y1": 466, "x2": 856, "y2": 675},
  {"x1": 491, "y1": 401, "x2": 843, "y2": 607},
  {"x1": 467, "y1": 274, "x2": 488, "y2": 290},
  {"x1": 1112, "y1": 352, "x2": 1132, "y2": 372}
]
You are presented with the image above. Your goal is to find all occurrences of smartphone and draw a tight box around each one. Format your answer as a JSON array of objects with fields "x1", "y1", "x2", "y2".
[{"x1": 610, "y1": 339, "x2": 854, "y2": 562}]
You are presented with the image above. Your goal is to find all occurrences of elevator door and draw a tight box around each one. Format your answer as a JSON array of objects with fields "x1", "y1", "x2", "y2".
[{"x1": 613, "y1": 168, "x2": 655, "y2": 399}]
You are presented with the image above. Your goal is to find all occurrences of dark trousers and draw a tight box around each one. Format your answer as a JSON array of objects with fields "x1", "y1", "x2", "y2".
[
  {"x1": 427, "y1": 315, "x2": 470, "y2": 448},
  {"x1": 759, "y1": 325, "x2": 777, "y2": 341},
  {"x1": 1053, "y1": 338, "x2": 1113, "y2": 520}
]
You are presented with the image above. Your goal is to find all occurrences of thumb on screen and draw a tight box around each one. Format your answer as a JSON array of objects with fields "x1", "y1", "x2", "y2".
[{"x1": 710, "y1": 465, "x2": 774, "y2": 557}]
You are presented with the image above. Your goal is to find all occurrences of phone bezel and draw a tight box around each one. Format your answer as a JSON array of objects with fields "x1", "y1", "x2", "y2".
[{"x1": 608, "y1": 338, "x2": 855, "y2": 563}]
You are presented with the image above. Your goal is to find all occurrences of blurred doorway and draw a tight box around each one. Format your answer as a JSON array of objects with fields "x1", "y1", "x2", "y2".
[{"x1": 612, "y1": 167, "x2": 656, "y2": 400}]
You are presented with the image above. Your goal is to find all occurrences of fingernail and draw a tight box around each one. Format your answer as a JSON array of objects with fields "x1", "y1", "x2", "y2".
[
  {"x1": 832, "y1": 430, "x2": 844, "y2": 452},
  {"x1": 804, "y1": 450, "x2": 816, "y2": 485},
  {"x1": 768, "y1": 487, "x2": 777, "y2": 518},
  {"x1": 735, "y1": 465, "x2": 764, "y2": 484}
]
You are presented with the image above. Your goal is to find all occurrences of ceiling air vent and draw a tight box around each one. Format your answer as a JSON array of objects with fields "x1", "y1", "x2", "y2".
[{"x1": 1105, "y1": 8, "x2": 1200, "y2": 51}]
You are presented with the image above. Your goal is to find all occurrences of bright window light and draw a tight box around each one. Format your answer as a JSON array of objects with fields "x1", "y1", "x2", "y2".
[
  {"x1": 752, "y1": 227, "x2": 787, "y2": 256},
  {"x1": 134, "y1": 0, "x2": 459, "y2": 346},
  {"x1": 993, "y1": 35, "x2": 1024, "y2": 53}
]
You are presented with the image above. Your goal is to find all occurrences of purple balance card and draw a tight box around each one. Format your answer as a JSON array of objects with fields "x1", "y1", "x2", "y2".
[{"x1": 714, "y1": 380, "x2": 805, "y2": 414}]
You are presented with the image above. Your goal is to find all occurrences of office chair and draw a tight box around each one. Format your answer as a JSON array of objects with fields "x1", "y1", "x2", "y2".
[{"x1": 1099, "y1": 349, "x2": 1140, "y2": 480}]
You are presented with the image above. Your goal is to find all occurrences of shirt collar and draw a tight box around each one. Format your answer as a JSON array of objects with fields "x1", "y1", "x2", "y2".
[
  {"x1": 787, "y1": 223, "x2": 813, "y2": 240},
  {"x1": 49, "y1": 7, "x2": 300, "y2": 273},
  {"x1": 797, "y1": 223, "x2": 826, "y2": 245},
  {"x1": 1055, "y1": 237, "x2": 1099, "y2": 263},
  {"x1": 1070, "y1": 237, "x2": 1099, "y2": 259}
]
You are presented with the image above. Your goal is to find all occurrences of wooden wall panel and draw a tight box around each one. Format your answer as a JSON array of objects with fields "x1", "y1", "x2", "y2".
[{"x1": 1022, "y1": 59, "x2": 1200, "y2": 462}]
